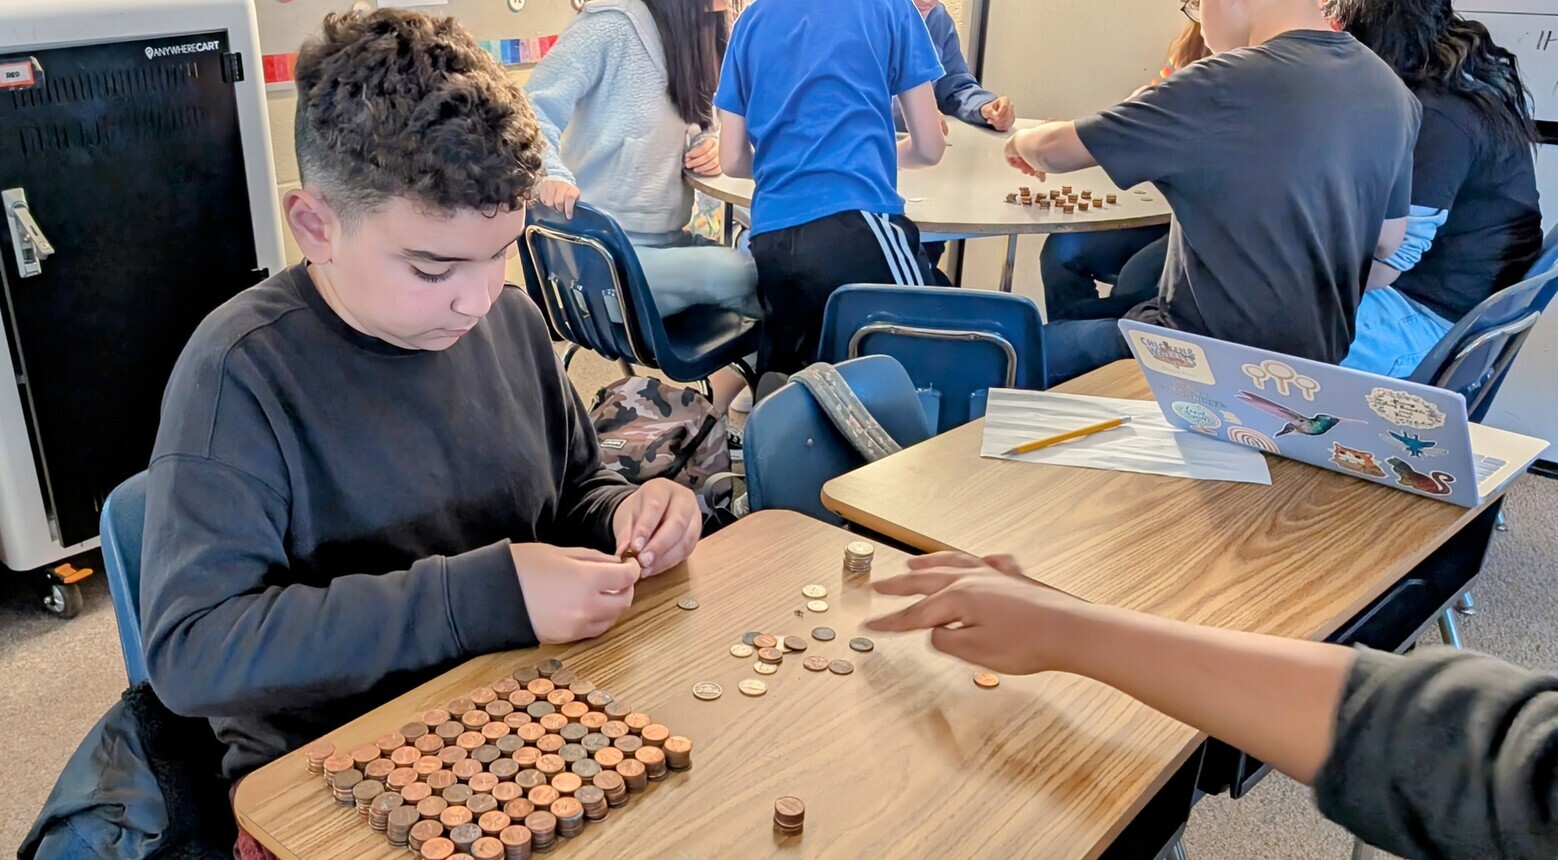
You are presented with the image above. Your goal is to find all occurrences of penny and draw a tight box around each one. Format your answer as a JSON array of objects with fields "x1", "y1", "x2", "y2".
[
  {"x1": 492, "y1": 678, "x2": 520, "y2": 696},
  {"x1": 742, "y1": 631, "x2": 762, "y2": 646},
  {"x1": 351, "y1": 744, "x2": 381, "y2": 767},
  {"x1": 828, "y1": 659, "x2": 855, "y2": 675},
  {"x1": 452, "y1": 759, "x2": 483, "y2": 781},
  {"x1": 536, "y1": 754, "x2": 566, "y2": 775},
  {"x1": 512, "y1": 666, "x2": 539, "y2": 684},
  {"x1": 571, "y1": 758, "x2": 602, "y2": 779},
  {"x1": 801, "y1": 584, "x2": 828, "y2": 599},
  {"x1": 586, "y1": 690, "x2": 615, "y2": 710},
  {"x1": 738, "y1": 679, "x2": 767, "y2": 697},
  {"x1": 469, "y1": 772, "x2": 500, "y2": 794},
  {"x1": 536, "y1": 658, "x2": 563, "y2": 678},
  {"x1": 568, "y1": 679, "x2": 596, "y2": 696},
  {"x1": 422, "y1": 708, "x2": 452, "y2": 728},
  {"x1": 391, "y1": 746, "x2": 422, "y2": 766},
  {"x1": 604, "y1": 701, "x2": 632, "y2": 719},
  {"x1": 502, "y1": 799, "x2": 535, "y2": 821},
  {"x1": 692, "y1": 681, "x2": 723, "y2": 701},
  {"x1": 677, "y1": 597, "x2": 700, "y2": 610},
  {"x1": 579, "y1": 712, "x2": 607, "y2": 730},
  {"x1": 439, "y1": 804, "x2": 472, "y2": 829},
  {"x1": 526, "y1": 702, "x2": 556, "y2": 719},
  {"x1": 427, "y1": 771, "x2": 458, "y2": 791},
  {"x1": 641, "y1": 724, "x2": 669, "y2": 746},
  {"x1": 508, "y1": 690, "x2": 536, "y2": 709},
  {"x1": 551, "y1": 772, "x2": 583, "y2": 795},
  {"x1": 601, "y1": 721, "x2": 630, "y2": 739},
  {"x1": 807, "y1": 600, "x2": 829, "y2": 613},
  {"x1": 754, "y1": 662, "x2": 778, "y2": 675},
  {"x1": 469, "y1": 687, "x2": 497, "y2": 706},
  {"x1": 421, "y1": 836, "x2": 456, "y2": 860},
  {"x1": 489, "y1": 759, "x2": 520, "y2": 780},
  {"x1": 613, "y1": 734, "x2": 644, "y2": 754},
  {"x1": 377, "y1": 732, "x2": 408, "y2": 752},
  {"x1": 561, "y1": 701, "x2": 590, "y2": 721},
  {"x1": 528, "y1": 785, "x2": 561, "y2": 807},
  {"x1": 517, "y1": 723, "x2": 546, "y2": 744},
  {"x1": 803, "y1": 656, "x2": 830, "y2": 672},
  {"x1": 536, "y1": 734, "x2": 565, "y2": 753},
  {"x1": 499, "y1": 824, "x2": 532, "y2": 850},
  {"x1": 783, "y1": 636, "x2": 808, "y2": 653},
  {"x1": 526, "y1": 679, "x2": 554, "y2": 697},
  {"x1": 481, "y1": 722, "x2": 509, "y2": 741},
  {"x1": 457, "y1": 731, "x2": 485, "y2": 751},
  {"x1": 539, "y1": 713, "x2": 568, "y2": 732},
  {"x1": 594, "y1": 747, "x2": 624, "y2": 768},
  {"x1": 550, "y1": 668, "x2": 577, "y2": 687},
  {"x1": 368, "y1": 759, "x2": 399, "y2": 781},
  {"x1": 624, "y1": 712, "x2": 653, "y2": 733},
  {"x1": 811, "y1": 627, "x2": 836, "y2": 641},
  {"x1": 757, "y1": 647, "x2": 784, "y2": 664},
  {"x1": 974, "y1": 672, "x2": 1001, "y2": 689},
  {"x1": 438, "y1": 747, "x2": 468, "y2": 765},
  {"x1": 546, "y1": 689, "x2": 575, "y2": 707},
  {"x1": 729, "y1": 643, "x2": 755, "y2": 658},
  {"x1": 485, "y1": 700, "x2": 514, "y2": 718},
  {"x1": 402, "y1": 783, "x2": 433, "y2": 804},
  {"x1": 753, "y1": 634, "x2": 778, "y2": 650},
  {"x1": 849, "y1": 637, "x2": 875, "y2": 653},
  {"x1": 417, "y1": 796, "x2": 449, "y2": 820},
  {"x1": 447, "y1": 698, "x2": 475, "y2": 715},
  {"x1": 472, "y1": 837, "x2": 505, "y2": 860}
]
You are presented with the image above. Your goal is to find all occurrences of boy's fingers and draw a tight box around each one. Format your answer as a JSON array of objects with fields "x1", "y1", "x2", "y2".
[
  {"x1": 628, "y1": 486, "x2": 670, "y2": 550},
  {"x1": 871, "y1": 569, "x2": 965, "y2": 597},
  {"x1": 907, "y1": 551, "x2": 984, "y2": 570},
  {"x1": 981, "y1": 554, "x2": 1024, "y2": 577},
  {"x1": 863, "y1": 591, "x2": 964, "y2": 633},
  {"x1": 589, "y1": 560, "x2": 642, "y2": 594}
]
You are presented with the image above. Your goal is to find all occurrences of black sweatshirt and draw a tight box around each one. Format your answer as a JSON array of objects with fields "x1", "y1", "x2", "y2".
[
  {"x1": 1316, "y1": 647, "x2": 1558, "y2": 859},
  {"x1": 140, "y1": 264, "x2": 630, "y2": 778}
]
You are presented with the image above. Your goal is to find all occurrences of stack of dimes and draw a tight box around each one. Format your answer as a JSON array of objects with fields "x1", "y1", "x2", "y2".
[
  {"x1": 843, "y1": 541, "x2": 875, "y2": 575},
  {"x1": 352, "y1": 779, "x2": 384, "y2": 815},
  {"x1": 498, "y1": 824, "x2": 533, "y2": 860},
  {"x1": 386, "y1": 806, "x2": 420, "y2": 847},
  {"x1": 773, "y1": 796, "x2": 805, "y2": 835},
  {"x1": 303, "y1": 741, "x2": 333, "y2": 776},
  {"x1": 663, "y1": 736, "x2": 692, "y2": 772},
  {"x1": 524, "y1": 811, "x2": 557, "y2": 851}
]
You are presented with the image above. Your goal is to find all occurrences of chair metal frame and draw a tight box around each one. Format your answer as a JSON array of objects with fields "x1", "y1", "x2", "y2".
[
  {"x1": 1428, "y1": 312, "x2": 1540, "y2": 418},
  {"x1": 847, "y1": 324, "x2": 1019, "y2": 388},
  {"x1": 524, "y1": 223, "x2": 653, "y2": 367}
]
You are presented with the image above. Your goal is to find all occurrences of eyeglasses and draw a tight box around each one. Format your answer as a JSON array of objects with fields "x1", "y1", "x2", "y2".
[{"x1": 1181, "y1": 0, "x2": 1201, "y2": 23}]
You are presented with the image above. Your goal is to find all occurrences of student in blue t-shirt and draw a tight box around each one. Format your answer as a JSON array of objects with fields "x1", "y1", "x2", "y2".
[{"x1": 716, "y1": 0, "x2": 948, "y2": 379}]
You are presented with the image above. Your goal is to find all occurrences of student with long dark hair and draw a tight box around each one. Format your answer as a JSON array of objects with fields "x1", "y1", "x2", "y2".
[
  {"x1": 1334, "y1": 0, "x2": 1544, "y2": 377},
  {"x1": 526, "y1": 0, "x2": 757, "y2": 411}
]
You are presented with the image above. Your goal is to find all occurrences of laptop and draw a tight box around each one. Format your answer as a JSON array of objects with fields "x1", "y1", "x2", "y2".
[{"x1": 1119, "y1": 320, "x2": 1549, "y2": 507}]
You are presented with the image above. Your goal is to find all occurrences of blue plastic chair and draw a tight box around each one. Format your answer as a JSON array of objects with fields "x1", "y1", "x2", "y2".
[
  {"x1": 816, "y1": 285, "x2": 1046, "y2": 433},
  {"x1": 100, "y1": 471, "x2": 149, "y2": 685},
  {"x1": 521, "y1": 202, "x2": 759, "y2": 389},
  {"x1": 745, "y1": 356, "x2": 932, "y2": 524}
]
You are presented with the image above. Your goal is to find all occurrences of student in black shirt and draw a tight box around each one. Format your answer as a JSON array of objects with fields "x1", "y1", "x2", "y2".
[
  {"x1": 1335, "y1": 0, "x2": 1545, "y2": 378},
  {"x1": 140, "y1": 8, "x2": 703, "y2": 793},
  {"x1": 1006, "y1": 0, "x2": 1419, "y2": 385}
]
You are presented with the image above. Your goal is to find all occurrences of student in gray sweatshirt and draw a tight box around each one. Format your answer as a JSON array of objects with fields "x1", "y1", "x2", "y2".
[
  {"x1": 867, "y1": 552, "x2": 1558, "y2": 860},
  {"x1": 525, "y1": 0, "x2": 757, "y2": 411}
]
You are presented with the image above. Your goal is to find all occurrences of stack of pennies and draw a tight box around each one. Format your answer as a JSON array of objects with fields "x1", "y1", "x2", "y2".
[
  {"x1": 1106, "y1": 193, "x2": 1118, "y2": 204},
  {"x1": 773, "y1": 796, "x2": 806, "y2": 835},
  {"x1": 309, "y1": 659, "x2": 692, "y2": 852},
  {"x1": 843, "y1": 540, "x2": 875, "y2": 574}
]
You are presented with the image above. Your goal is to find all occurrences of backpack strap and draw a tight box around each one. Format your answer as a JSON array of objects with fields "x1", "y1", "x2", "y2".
[
  {"x1": 788, "y1": 362, "x2": 903, "y2": 463},
  {"x1": 662, "y1": 414, "x2": 721, "y2": 481}
]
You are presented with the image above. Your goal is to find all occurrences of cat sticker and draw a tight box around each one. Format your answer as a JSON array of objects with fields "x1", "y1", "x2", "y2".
[
  {"x1": 1387, "y1": 457, "x2": 1455, "y2": 496},
  {"x1": 1330, "y1": 443, "x2": 1386, "y2": 478}
]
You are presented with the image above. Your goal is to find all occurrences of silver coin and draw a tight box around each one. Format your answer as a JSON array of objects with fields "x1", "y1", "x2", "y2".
[
  {"x1": 811, "y1": 627, "x2": 836, "y2": 641},
  {"x1": 729, "y1": 643, "x2": 755, "y2": 658},
  {"x1": 677, "y1": 597, "x2": 700, "y2": 611},
  {"x1": 742, "y1": 631, "x2": 762, "y2": 646},
  {"x1": 807, "y1": 600, "x2": 829, "y2": 613},
  {"x1": 692, "y1": 682, "x2": 722, "y2": 701},
  {"x1": 754, "y1": 662, "x2": 778, "y2": 675},
  {"x1": 849, "y1": 637, "x2": 875, "y2": 653}
]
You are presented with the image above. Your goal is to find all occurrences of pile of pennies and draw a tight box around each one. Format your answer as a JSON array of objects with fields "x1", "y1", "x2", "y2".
[
  {"x1": 305, "y1": 658, "x2": 692, "y2": 859},
  {"x1": 1004, "y1": 185, "x2": 1120, "y2": 215}
]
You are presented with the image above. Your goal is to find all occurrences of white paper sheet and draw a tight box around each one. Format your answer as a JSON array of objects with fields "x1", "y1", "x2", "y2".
[{"x1": 980, "y1": 389, "x2": 1271, "y2": 484}]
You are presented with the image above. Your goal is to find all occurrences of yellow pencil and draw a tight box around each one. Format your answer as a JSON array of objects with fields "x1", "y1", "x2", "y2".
[{"x1": 1001, "y1": 416, "x2": 1133, "y2": 456}]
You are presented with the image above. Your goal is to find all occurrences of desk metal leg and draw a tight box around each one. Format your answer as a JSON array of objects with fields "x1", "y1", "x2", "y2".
[
  {"x1": 722, "y1": 202, "x2": 735, "y2": 247},
  {"x1": 999, "y1": 234, "x2": 1018, "y2": 293},
  {"x1": 1167, "y1": 841, "x2": 1189, "y2": 860},
  {"x1": 1437, "y1": 610, "x2": 1463, "y2": 649},
  {"x1": 1455, "y1": 591, "x2": 1475, "y2": 615},
  {"x1": 1350, "y1": 839, "x2": 1379, "y2": 860}
]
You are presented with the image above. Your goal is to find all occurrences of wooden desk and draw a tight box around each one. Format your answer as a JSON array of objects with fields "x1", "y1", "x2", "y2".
[
  {"x1": 235, "y1": 510, "x2": 1200, "y2": 859},
  {"x1": 821, "y1": 361, "x2": 1501, "y2": 642}
]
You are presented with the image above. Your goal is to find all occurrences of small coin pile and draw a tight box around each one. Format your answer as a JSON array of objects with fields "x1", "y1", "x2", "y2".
[
  {"x1": 307, "y1": 659, "x2": 691, "y2": 858},
  {"x1": 1004, "y1": 184, "x2": 1118, "y2": 214},
  {"x1": 843, "y1": 541, "x2": 874, "y2": 575},
  {"x1": 773, "y1": 796, "x2": 806, "y2": 835},
  {"x1": 697, "y1": 609, "x2": 871, "y2": 702}
]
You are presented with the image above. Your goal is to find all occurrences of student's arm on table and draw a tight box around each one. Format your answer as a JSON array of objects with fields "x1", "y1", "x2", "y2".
[
  {"x1": 866, "y1": 553, "x2": 1558, "y2": 860},
  {"x1": 716, "y1": 110, "x2": 754, "y2": 179},
  {"x1": 898, "y1": 82, "x2": 947, "y2": 168},
  {"x1": 926, "y1": 5, "x2": 1010, "y2": 131},
  {"x1": 1004, "y1": 121, "x2": 1096, "y2": 177}
]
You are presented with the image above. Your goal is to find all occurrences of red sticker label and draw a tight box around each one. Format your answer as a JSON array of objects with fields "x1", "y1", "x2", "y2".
[{"x1": 0, "y1": 60, "x2": 35, "y2": 89}]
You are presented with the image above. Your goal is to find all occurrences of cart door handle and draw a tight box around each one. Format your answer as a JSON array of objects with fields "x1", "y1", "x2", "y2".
[{"x1": 4, "y1": 187, "x2": 55, "y2": 278}]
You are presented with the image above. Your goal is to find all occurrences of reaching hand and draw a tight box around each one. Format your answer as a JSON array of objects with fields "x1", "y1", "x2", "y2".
[
  {"x1": 536, "y1": 178, "x2": 581, "y2": 219},
  {"x1": 684, "y1": 137, "x2": 723, "y2": 177},
  {"x1": 613, "y1": 479, "x2": 701, "y2": 577},
  {"x1": 511, "y1": 544, "x2": 641, "y2": 643},
  {"x1": 864, "y1": 552, "x2": 1087, "y2": 675},
  {"x1": 981, "y1": 96, "x2": 1016, "y2": 132}
]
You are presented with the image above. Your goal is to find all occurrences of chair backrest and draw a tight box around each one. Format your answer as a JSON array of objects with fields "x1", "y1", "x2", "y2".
[
  {"x1": 100, "y1": 471, "x2": 149, "y2": 685},
  {"x1": 744, "y1": 356, "x2": 932, "y2": 524},
  {"x1": 1527, "y1": 222, "x2": 1558, "y2": 281},
  {"x1": 521, "y1": 202, "x2": 663, "y2": 368},
  {"x1": 1408, "y1": 265, "x2": 1558, "y2": 421},
  {"x1": 816, "y1": 285, "x2": 1046, "y2": 433}
]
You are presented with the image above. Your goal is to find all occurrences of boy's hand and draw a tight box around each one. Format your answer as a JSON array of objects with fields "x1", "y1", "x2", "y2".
[
  {"x1": 1003, "y1": 132, "x2": 1045, "y2": 180},
  {"x1": 613, "y1": 479, "x2": 701, "y2": 576},
  {"x1": 537, "y1": 179, "x2": 580, "y2": 219},
  {"x1": 981, "y1": 96, "x2": 1015, "y2": 132},
  {"x1": 864, "y1": 554, "x2": 1087, "y2": 675},
  {"x1": 684, "y1": 138, "x2": 722, "y2": 177},
  {"x1": 511, "y1": 544, "x2": 640, "y2": 643}
]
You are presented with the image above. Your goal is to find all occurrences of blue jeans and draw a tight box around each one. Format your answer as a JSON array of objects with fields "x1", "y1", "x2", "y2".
[
  {"x1": 1041, "y1": 225, "x2": 1169, "y2": 320},
  {"x1": 1043, "y1": 318, "x2": 1133, "y2": 386},
  {"x1": 614, "y1": 230, "x2": 760, "y2": 323},
  {"x1": 1341, "y1": 287, "x2": 1453, "y2": 378}
]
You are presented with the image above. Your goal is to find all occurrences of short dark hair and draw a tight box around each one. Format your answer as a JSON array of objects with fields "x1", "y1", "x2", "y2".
[{"x1": 293, "y1": 9, "x2": 544, "y2": 223}]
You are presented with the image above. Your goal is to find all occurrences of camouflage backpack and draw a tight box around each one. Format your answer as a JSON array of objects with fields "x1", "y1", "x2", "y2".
[{"x1": 590, "y1": 377, "x2": 733, "y2": 509}]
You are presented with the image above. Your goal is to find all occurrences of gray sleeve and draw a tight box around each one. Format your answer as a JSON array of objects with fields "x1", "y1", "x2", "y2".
[
  {"x1": 1314, "y1": 647, "x2": 1558, "y2": 860},
  {"x1": 523, "y1": 15, "x2": 619, "y2": 186}
]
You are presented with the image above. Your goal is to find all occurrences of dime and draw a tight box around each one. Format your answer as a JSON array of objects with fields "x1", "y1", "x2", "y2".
[
  {"x1": 742, "y1": 631, "x2": 762, "y2": 646},
  {"x1": 729, "y1": 643, "x2": 755, "y2": 658},
  {"x1": 807, "y1": 600, "x2": 829, "y2": 612},
  {"x1": 849, "y1": 637, "x2": 874, "y2": 653},
  {"x1": 677, "y1": 597, "x2": 700, "y2": 611},
  {"x1": 801, "y1": 584, "x2": 827, "y2": 599},
  {"x1": 754, "y1": 662, "x2": 778, "y2": 675}
]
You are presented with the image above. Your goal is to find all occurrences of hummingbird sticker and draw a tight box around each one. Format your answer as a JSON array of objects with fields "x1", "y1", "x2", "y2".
[
  {"x1": 1236, "y1": 390, "x2": 1362, "y2": 438},
  {"x1": 1380, "y1": 430, "x2": 1447, "y2": 459}
]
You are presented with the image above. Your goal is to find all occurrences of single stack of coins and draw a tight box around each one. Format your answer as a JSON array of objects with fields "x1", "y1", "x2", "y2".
[
  {"x1": 774, "y1": 796, "x2": 805, "y2": 835},
  {"x1": 450, "y1": 822, "x2": 483, "y2": 854},
  {"x1": 524, "y1": 811, "x2": 557, "y2": 853},
  {"x1": 499, "y1": 824, "x2": 533, "y2": 860},
  {"x1": 387, "y1": 806, "x2": 421, "y2": 846},
  {"x1": 551, "y1": 798, "x2": 585, "y2": 838},
  {"x1": 635, "y1": 746, "x2": 668, "y2": 782},
  {"x1": 353, "y1": 779, "x2": 385, "y2": 815},
  {"x1": 323, "y1": 753, "x2": 353, "y2": 787},
  {"x1": 617, "y1": 758, "x2": 648, "y2": 793},
  {"x1": 472, "y1": 836, "x2": 506, "y2": 860},
  {"x1": 332, "y1": 769, "x2": 362, "y2": 805},
  {"x1": 663, "y1": 736, "x2": 692, "y2": 771},
  {"x1": 419, "y1": 836, "x2": 456, "y2": 860},
  {"x1": 593, "y1": 770, "x2": 629, "y2": 808},
  {"x1": 304, "y1": 741, "x2": 333, "y2": 776},
  {"x1": 575, "y1": 785, "x2": 608, "y2": 822},
  {"x1": 370, "y1": 792, "x2": 403, "y2": 831},
  {"x1": 844, "y1": 541, "x2": 875, "y2": 574},
  {"x1": 409, "y1": 820, "x2": 444, "y2": 853},
  {"x1": 1106, "y1": 193, "x2": 1118, "y2": 204}
]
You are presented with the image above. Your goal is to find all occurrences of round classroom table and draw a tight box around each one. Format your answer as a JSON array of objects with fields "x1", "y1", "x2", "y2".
[{"x1": 686, "y1": 118, "x2": 1173, "y2": 292}]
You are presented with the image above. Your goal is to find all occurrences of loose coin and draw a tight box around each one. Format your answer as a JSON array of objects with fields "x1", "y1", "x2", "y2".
[
  {"x1": 801, "y1": 584, "x2": 827, "y2": 599},
  {"x1": 849, "y1": 637, "x2": 875, "y2": 653},
  {"x1": 828, "y1": 659, "x2": 855, "y2": 675},
  {"x1": 974, "y1": 672, "x2": 1001, "y2": 689},
  {"x1": 536, "y1": 658, "x2": 563, "y2": 678},
  {"x1": 738, "y1": 679, "x2": 767, "y2": 697},
  {"x1": 754, "y1": 662, "x2": 778, "y2": 675},
  {"x1": 753, "y1": 634, "x2": 778, "y2": 650},
  {"x1": 806, "y1": 600, "x2": 829, "y2": 613},
  {"x1": 757, "y1": 647, "x2": 783, "y2": 664},
  {"x1": 811, "y1": 627, "x2": 836, "y2": 641},
  {"x1": 782, "y1": 636, "x2": 808, "y2": 653},
  {"x1": 692, "y1": 681, "x2": 723, "y2": 701},
  {"x1": 677, "y1": 597, "x2": 700, "y2": 611},
  {"x1": 802, "y1": 656, "x2": 830, "y2": 672},
  {"x1": 742, "y1": 631, "x2": 762, "y2": 646},
  {"x1": 729, "y1": 643, "x2": 755, "y2": 658}
]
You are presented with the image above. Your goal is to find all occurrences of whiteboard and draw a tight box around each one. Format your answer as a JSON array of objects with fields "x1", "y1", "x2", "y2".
[{"x1": 1459, "y1": 1, "x2": 1558, "y2": 124}]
